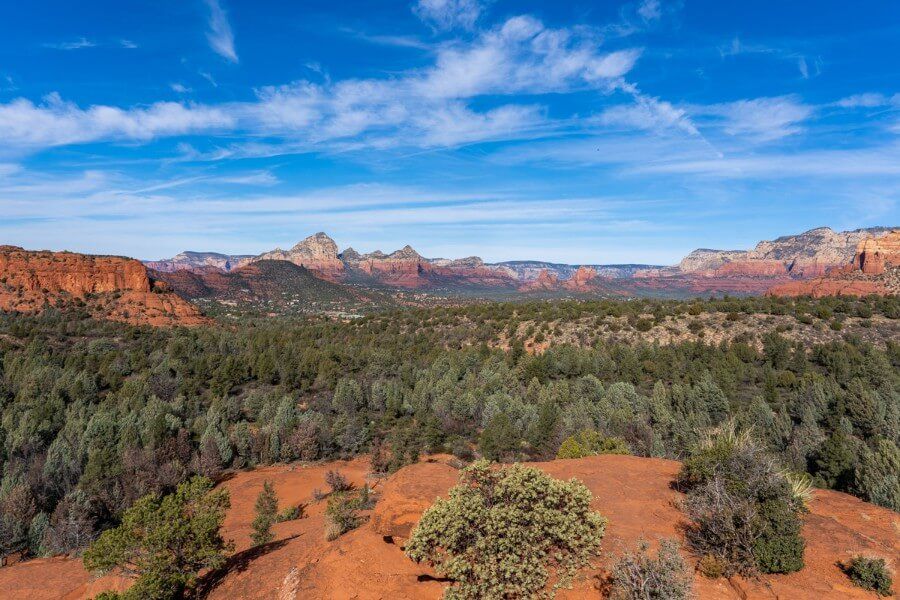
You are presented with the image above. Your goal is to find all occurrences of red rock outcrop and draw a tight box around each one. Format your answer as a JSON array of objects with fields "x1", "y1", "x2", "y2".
[
  {"x1": 347, "y1": 246, "x2": 431, "y2": 288},
  {"x1": 519, "y1": 268, "x2": 559, "y2": 291},
  {"x1": 854, "y1": 229, "x2": 900, "y2": 274},
  {"x1": 7, "y1": 454, "x2": 896, "y2": 600},
  {"x1": 0, "y1": 246, "x2": 208, "y2": 326},
  {"x1": 562, "y1": 266, "x2": 599, "y2": 291}
]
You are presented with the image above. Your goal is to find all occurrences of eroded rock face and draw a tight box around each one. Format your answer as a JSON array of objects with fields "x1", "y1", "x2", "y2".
[
  {"x1": 345, "y1": 245, "x2": 430, "y2": 287},
  {"x1": 767, "y1": 229, "x2": 900, "y2": 297},
  {"x1": 562, "y1": 266, "x2": 599, "y2": 291},
  {"x1": 854, "y1": 229, "x2": 900, "y2": 275},
  {"x1": 519, "y1": 269, "x2": 560, "y2": 291},
  {"x1": 672, "y1": 227, "x2": 894, "y2": 277},
  {"x1": 0, "y1": 246, "x2": 207, "y2": 326}
]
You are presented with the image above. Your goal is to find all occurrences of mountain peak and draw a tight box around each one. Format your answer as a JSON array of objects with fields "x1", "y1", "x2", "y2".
[{"x1": 390, "y1": 245, "x2": 421, "y2": 259}]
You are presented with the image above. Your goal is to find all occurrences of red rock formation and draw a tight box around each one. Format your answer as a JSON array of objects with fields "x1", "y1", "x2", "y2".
[
  {"x1": 561, "y1": 266, "x2": 598, "y2": 291},
  {"x1": 766, "y1": 279, "x2": 887, "y2": 298},
  {"x1": 518, "y1": 269, "x2": 559, "y2": 291},
  {"x1": 854, "y1": 229, "x2": 900, "y2": 274},
  {"x1": 254, "y1": 233, "x2": 345, "y2": 281},
  {"x1": 713, "y1": 259, "x2": 789, "y2": 277},
  {"x1": 351, "y1": 246, "x2": 430, "y2": 288},
  {"x1": 0, "y1": 246, "x2": 208, "y2": 326},
  {"x1": 767, "y1": 229, "x2": 900, "y2": 297}
]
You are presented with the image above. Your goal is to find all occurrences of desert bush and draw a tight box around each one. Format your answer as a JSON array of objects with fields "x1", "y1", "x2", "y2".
[
  {"x1": 276, "y1": 505, "x2": 303, "y2": 522},
  {"x1": 842, "y1": 556, "x2": 893, "y2": 596},
  {"x1": 679, "y1": 422, "x2": 805, "y2": 576},
  {"x1": 83, "y1": 477, "x2": 232, "y2": 600},
  {"x1": 635, "y1": 318, "x2": 653, "y2": 332},
  {"x1": 556, "y1": 430, "x2": 630, "y2": 459},
  {"x1": 405, "y1": 460, "x2": 606, "y2": 599},
  {"x1": 324, "y1": 485, "x2": 373, "y2": 541},
  {"x1": 609, "y1": 538, "x2": 693, "y2": 600},
  {"x1": 697, "y1": 554, "x2": 725, "y2": 579},
  {"x1": 325, "y1": 470, "x2": 352, "y2": 493}
]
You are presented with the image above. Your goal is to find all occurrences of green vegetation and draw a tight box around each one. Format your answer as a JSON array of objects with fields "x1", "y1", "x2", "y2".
[
  {"x1": 556, "y1": 430, "x2": 630, "y2": 458},
  {"x1": 609, "y1": 539, "x2": 693, "y2": 600},
  {"x1": 250, "y1": 480, "x2": 278, "y2": 546},
  {"x1": 678, "y1": 423, "x2": 805, "y2": 576},
  {"x1": 82, "y1": 477, "x2": 232, "y2": 600},
  {"x1": 324, "y1": 484, "x2": 372, "y2": 541},
  {"x1": 842, "y1": 556, "x2": 894, "y2": 596},
  {"x1": 0, "y1": 293, "x2": 897, "y2": 565},
  {"x1": 405, "y1": 460, "x2": 606, "y2": 599}
]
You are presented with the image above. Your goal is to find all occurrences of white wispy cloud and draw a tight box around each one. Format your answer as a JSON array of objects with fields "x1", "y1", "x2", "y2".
[
  {"x1": 120, "y1": 39, "x2": 138, "y2": 49},
  {"x1": 834, "y1": 93, "x2": 900, "y2": 108},
  {"x1": 0, "y1": 93, "x2": 233, "y2": 153},
  {"x1": 44, "y1": 37, "x2": 96, "y2": 50},
  {"x1": 600, "y1": 93, "x2": 698, "y2": 136},
  {"x1": 414, "y1": 0, "x2": 483, "y2": 32},
  {"x1": 634, "y1": 142, "x2": 900, "y2": 178},
  {"x1": 203, "y1": 0, "x2": 238, "y2": 63},
  {"x1": 0, "y1": 15, "x2": 649, "y2": 157},
  {"x1": 692, "y1": 95, "x2": 814, "y2": 141},
  {"x1": 637, "y1": 0, "x2": 662, "y2": 22}
]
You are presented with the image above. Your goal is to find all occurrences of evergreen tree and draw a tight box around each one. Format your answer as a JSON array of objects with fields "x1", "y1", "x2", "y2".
[{"x1": 251, "y1": 480, "x2": 278, "y2": 546}]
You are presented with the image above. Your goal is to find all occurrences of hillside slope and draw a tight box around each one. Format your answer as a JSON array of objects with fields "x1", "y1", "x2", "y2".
[
  {"x1": 2, "y1": 454, "x2": 895, "y2": 599},
  {"x1": 151, "y1": 259, "x2": 397, "y2": 314}
]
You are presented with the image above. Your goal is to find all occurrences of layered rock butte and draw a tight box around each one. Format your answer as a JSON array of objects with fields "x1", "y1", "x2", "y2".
[
  {"x1": 2, "y1": 454, "x2": 896, "y2": 600},
  {"x1": 768, "y1": 229, "x2": 900, "y2": 297},
  {"x1": 0, "y1": 246, "x2": 208, "y2": 326}
]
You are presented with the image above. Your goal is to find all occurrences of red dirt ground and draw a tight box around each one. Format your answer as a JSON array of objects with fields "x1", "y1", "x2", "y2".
[{"x1": 0, "y1": 454, "x2": 896, "y2": 599}]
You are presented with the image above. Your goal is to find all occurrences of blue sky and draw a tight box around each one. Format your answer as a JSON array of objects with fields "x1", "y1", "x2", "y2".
[{"x1": 0, "y1": 0, "x2": 898, "y2": 264}]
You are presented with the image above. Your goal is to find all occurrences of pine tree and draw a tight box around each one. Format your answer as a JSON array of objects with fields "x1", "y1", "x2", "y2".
[{"x1": 251, "y1": 481, "x2": 278, "y2": 546}]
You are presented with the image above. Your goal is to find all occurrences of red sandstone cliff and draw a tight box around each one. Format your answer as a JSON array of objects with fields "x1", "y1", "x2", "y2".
[
  {"x1": 0, "y1": 246, "x2": 208, "y2": 326},
  {"x1": 767, "y1": 229, "x2": 900, "y2": 297},
  {"x1": 562, "y1": 266, "x2": 599, "y2": 291}
]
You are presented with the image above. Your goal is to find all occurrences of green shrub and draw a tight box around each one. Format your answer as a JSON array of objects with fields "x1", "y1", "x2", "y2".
[
  {"x1": 635, "y1": 318, "x2": 653, "y2": 332},
  {"x1": 324, "y1": 485, "x2": 373, "y2": 541},
  {"x1": 842, "y1": 556, "x2": 893, "y2": 596},
  {"x1": 679, "y1": 422, "x2": 805, "y2": 576},
  {"x1": 83, "y1": 477, "x2": 232, "y2": 600},
  {"x1": 405, "y1": 460, "x2": 606, "y2": 599},
  {"x1": 556, "y1": 430, "x2": 630, "y2": 459},
  {"x1": 276, "y1": 505, "x2": 304, "y2": 522},
  {"x1": 609, "y1": 539, "x2": 693, "y2": 600}
]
